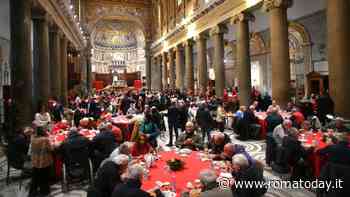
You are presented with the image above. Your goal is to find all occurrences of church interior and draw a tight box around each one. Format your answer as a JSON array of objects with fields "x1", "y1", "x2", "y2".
[{"x1": 0, "y1": 0, "x2": 350, "y2": 197}]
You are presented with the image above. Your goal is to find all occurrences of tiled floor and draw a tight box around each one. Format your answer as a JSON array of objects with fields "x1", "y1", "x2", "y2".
[{"x1": 0, "y1": 129, "x2": 316, "y2": 197}]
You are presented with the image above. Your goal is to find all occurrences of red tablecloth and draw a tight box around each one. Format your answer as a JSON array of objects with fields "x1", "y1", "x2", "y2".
[
  {"x1": 302, "y1": 132, "x2": 328, "y2": 177},
  {"x1": 142, "y1": 151, "x2": 211, "y2": 196}
]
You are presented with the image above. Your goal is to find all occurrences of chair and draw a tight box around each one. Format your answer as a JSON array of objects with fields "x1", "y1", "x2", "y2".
[{"x1": 61, "y1": 145, "x2": 93, "y2": 193}]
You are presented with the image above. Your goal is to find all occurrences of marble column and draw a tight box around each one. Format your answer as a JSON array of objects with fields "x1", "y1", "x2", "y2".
[
  {"x1": 175, "y1": 44, "x2": 185, "y2": 92},
  {"x1": 162, "y1": 52, "x2": 168, "y2": 89},
  {"x1": 34, "y1": 13, "x2": 50, "y2": 105},
  {"x1": 327, "y1": 0, "x2": 350, "y2": 118},
  {"x1": 232, "y1": 12, "x2": 255, "y2": 106},
  {"x1": 10, "y1": 0, "x2": 33, "y2": 129},
  {"x1": 60, "y1": 37, "x2": 68, "y2": 105},
  {"x1": 145, "y1": 42, "x2": 152, "y2": 90},
  {"x1": 210, "y1": 24, "x2": 227, "y2": 97},
  {"x1": 196, "y1": 33, "x2": 208, "y2": 94},
  {"x1": 158, "y1": 55, "x2": 163, "y2": 91},
  {"x1": 50, "y1": 28, "x2": 62, "y2": 100},
  {"x1": 168, "y1": 49, "x2": 176, "y2": 90},
  {"x1": 264, "y1": 0, "x2": 293, "y2": 107},
  {"x1": 86, "y1": 49, "x2": 92, "y2": 92},
  {"x1": 185, "y1": 39, "x2": 195, "y2": 93}
]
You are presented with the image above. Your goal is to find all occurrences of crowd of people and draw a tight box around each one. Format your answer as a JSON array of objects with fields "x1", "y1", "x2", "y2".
[{"x1": 6, "y1": 86, "x2": 350, "y2": 197}]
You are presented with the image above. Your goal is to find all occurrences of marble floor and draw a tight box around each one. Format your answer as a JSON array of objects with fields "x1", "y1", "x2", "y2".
[{"x1": 0, "y1": 129, "x2": 316, "y2": 197}]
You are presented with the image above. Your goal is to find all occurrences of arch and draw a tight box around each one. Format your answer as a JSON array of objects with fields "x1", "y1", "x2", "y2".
[
  {"x1": 250, "y1": 32, "x2": 266, "y2": 56},
  {"x1": 288, "y1": 22, "x2": 311, "y2": 45}
]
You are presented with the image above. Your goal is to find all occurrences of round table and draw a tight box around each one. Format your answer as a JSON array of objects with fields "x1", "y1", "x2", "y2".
[{"x1": 142, "y1": 151, "x2": 212, "y2": 196}]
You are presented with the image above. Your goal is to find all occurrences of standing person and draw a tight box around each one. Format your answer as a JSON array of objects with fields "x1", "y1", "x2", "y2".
[
  {"x1": 29, "y1": 126, "x2": 54, "y2": 197},
  {"x1": 140, "y1": 113, "x2": 160, "y2": 148},
  {"x1": 177, "y1": 101, "x2": 188, "y2": 133},
  {"x1": 196, "y1": 103, "x2": 213, "y2": 144},
  {"x1": 51, "y1": 98, "x2": 64, "y2": 122},
  {"x1": 216, "y1": 101, "x2": 226, "y2": 133},
  {"x1": 167, "y1": 100, "x2": 179, "y2": 146}
]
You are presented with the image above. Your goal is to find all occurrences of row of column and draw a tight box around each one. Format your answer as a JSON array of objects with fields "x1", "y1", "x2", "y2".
[
  {"x1": 10, "y1": 0, "x2": 85, "y2": 128},
  {"x1": 148, "y1": 0, "x2": 349, "y2": 117},
  {"x1": 148, "y1": 0, "x2": 299, "y2": 108}
]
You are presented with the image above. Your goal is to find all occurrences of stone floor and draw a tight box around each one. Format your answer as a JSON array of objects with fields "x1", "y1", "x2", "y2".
[{"x1": 0, "y1": 129, "x2": 316, "y2": 197}]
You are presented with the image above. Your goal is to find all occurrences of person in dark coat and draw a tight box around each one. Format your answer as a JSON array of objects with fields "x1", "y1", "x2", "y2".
[
  {"x1": 266, "y1": 109, "x2": 284, "y2": 134},
  {"x1": 167, "y1": 101, "x2": 179, "y2": 146},
  {"x1": 51, "y1": 100, "x2": 64, "y2": 122},
  {"x1": 91, "y1": 124, "x2": 117, "y2": 169},
  {"x1": 120, "y1": 95, "x2": 131, "y2": 115},
  {"x1": 111, "y1": 164, "x2": 162, "y2": 197},
  {"x1": 231, "y1": 154, "x2": 267, "y2": 197},
  {"x1": 317, "y1": 93, "x2": 334, "y2": 125},
  {"x1": 177, "y1": 101, "x2": 188, "y2": 133},
  {"x1": 87, "y1": 154, "x2": 129, "y2": 197},
  {"x1": 320, "y1": 133, "x2": 350, "y2": 166},
  {"x1": 196, "y1": 103, "x2": 213, "y2": 143},
  {"x1": 7, "y1": 127, "x2": 33, "y2": 170}
]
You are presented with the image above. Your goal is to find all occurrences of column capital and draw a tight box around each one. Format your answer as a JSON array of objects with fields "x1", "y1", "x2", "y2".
[
  {"x1": 195, "y1": 32, "x2": 209, "y2": 41},
  {"x1": 176, "y1": 43, "x2": 184, "y2": 51},
  {"x1": 263, "y1": 0, "x2": 293, "y2": 12},
  {"x1": 184, "y1": 39, "x2": 195, "y2": 47},
  {"x1": 231, "y1": 12, "x2": 255, "y2": 24},
  {"x1": 209, "y1": 24, "x2": 228, "y2": 36}
]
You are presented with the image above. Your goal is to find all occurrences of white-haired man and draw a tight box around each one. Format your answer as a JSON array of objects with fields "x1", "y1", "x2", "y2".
[
  {"x1": 272, "y1": 119, "x2": 294, "y2": 146},
  {"x1": 111, "y1": 164, "x2": 162, "y2": 197},
  {"x1": 231, "y1": 154, "x2": 267, "y2": 197},
  {"x1": 198, "y1": 169, "x2": 232, "y2": 197},
  {"x1": 88, "y1": 154, "x2": 129, "y2": 197}
]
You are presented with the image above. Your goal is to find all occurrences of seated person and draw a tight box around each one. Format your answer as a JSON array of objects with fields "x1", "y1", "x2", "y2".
[
  {"x1": 131, "y1": 134, "x2": 153, "y2": 157},
  {"x1": 139, "y1": 113, "x2": 160, "y2": 148},
  {"x1": 273, "y1": 119, "x2": 294, "y2": 147},
  {"x1": 91, "y1": 123, "x2": 118, "y2": 168},
  {"x1": 323, "y1": 117, "x2": 350, "y2": 133},
  {"x1": 282, "y1": 129, "x2": 311, "y2": 180},
  {"x1": 197, "y1": 169, "x2": 232, "y2": 197},
  {"x1": 209, "y1": 131, "x2": 231, "y2": 154},
  {"x1": 176, "y1": 121, "x2": 203, "y2": 150},
  {"x1": 212, "y1": 143, "x2": 253, "y2": 165},
  {"x1": 59, "y1": 127, "x2": 91, "y2": 157},
  {"x1": 112, "y1": 164, "x2": 163, "y2": 197},
  {"x1": 87, "y1": 154, "x2": 129, "y2": 197},
  {"x1": 231, "y1": 154, "x2": 267, "y2": 197},
  {"x1": 7, "y1": 127, "x2": 33, "y2": 170},
  {"x1": 320, "y1": 132, "x2": 350, "y2": 166},
  {"x1": 290, "y1": 107, "x2": 305, "y2": 129},
  {"x1": 266, "y1": 107, "x2": 284, "y2": 134}
]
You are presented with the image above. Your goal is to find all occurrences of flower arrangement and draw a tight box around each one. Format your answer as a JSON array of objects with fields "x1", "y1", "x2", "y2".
[{"x1": 166, "y1": 158, "x2": 185, "y2": 171}]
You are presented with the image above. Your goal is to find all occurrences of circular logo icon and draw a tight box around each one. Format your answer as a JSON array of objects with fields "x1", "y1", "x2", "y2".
[{"x1": 217, "y1": 176, "x2": 234, "y2": 190}]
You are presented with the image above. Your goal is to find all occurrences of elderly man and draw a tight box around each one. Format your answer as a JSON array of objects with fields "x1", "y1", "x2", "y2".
[
  {"x1": 212, "y1": 143, "x2": 253, "y2": 164},
  {"x1": 88, "y1": 154, "x2": 129, "y2": 197},
  {"x1": 209, "y1": 131, "x2": 231, "y2": 154},
  {"x1": 324, "y1": 117, "x2": 350, "y2": 133},
  {"x1": 272, "y1": 119, "x2": 294, "y2": 146},
  {"x1": 231, "y1": 154, "x2": 267, "y2": 197},
  {"x1": 112, "y1": 164, "x2": 162, "y2": 197},
  {"x1": 320, "y1": 132, "x2": 350, "y2": 165},
  {"x1": 198, "y1": 170, "x2": 232, "y2": 197},
  {"x1": 176, "y1": 121, "x2": 203, "y2": 150}
]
